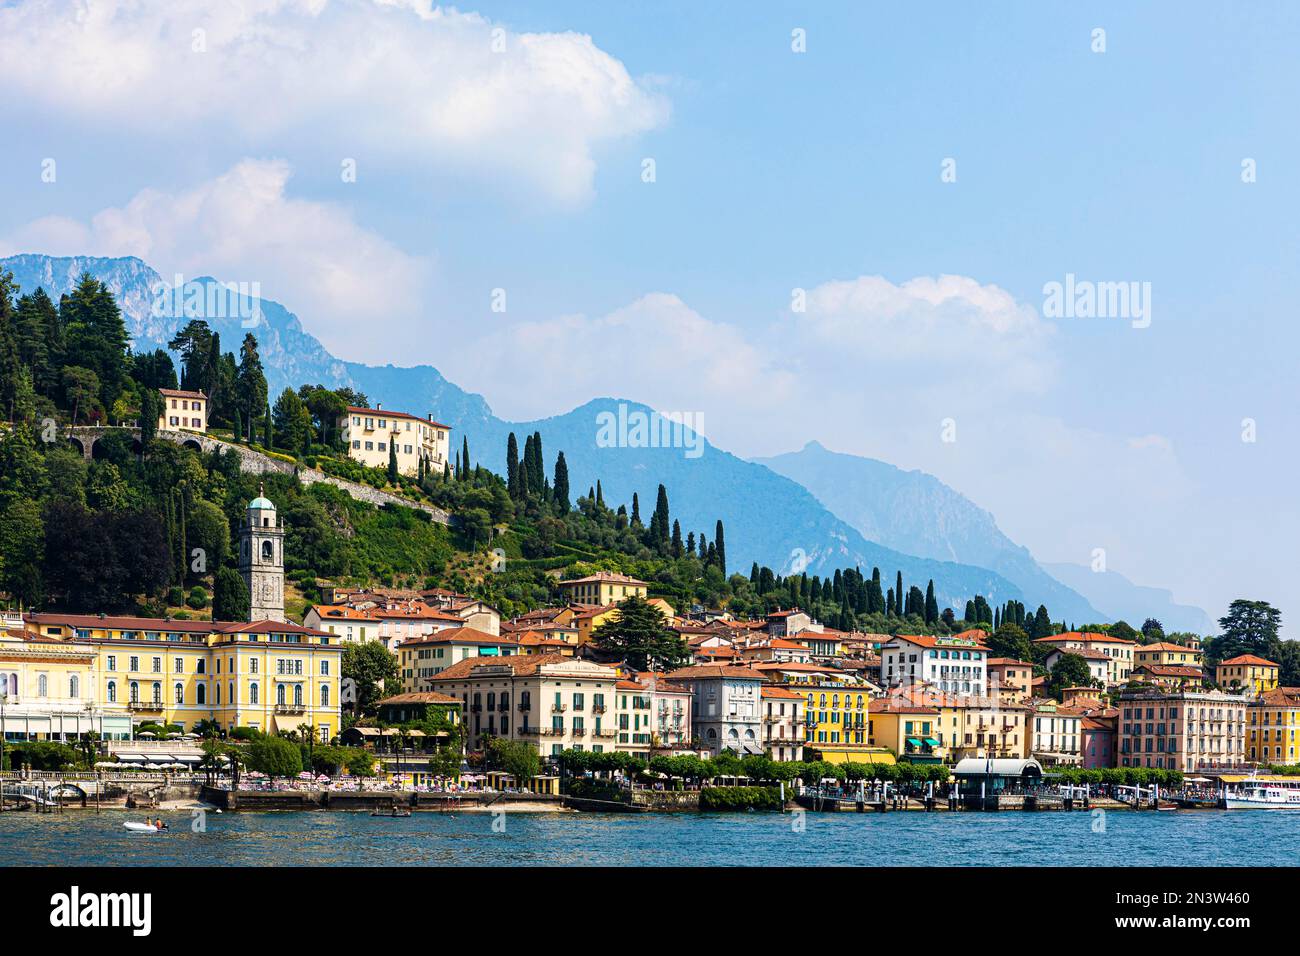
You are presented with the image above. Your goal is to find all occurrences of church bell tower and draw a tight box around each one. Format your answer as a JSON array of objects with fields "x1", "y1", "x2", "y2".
[{"x1": 239, "y1": 485, "x2": 285, "y2": 623}]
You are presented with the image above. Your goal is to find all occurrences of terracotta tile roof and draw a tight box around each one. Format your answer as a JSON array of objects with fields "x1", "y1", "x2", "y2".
[
  {"x1": 396, "y1": 626, "x2": 508, "y2": 648},
  {"x1": 376, "y1": 691, "x2": 460, "y2": 706},
  {"x1": 346, "y1": 405, "x2": 451, "y2": 429},
  {"x1": 986, "y1": 657, "x2": 1033, "y2": 667},
  {"x1": 428, "y1": 653, "x2": 610, "y2": 681},
  {"x1": 1047, "y1": 646, "x2": 1112, "y2": 662},
  {"x1": 884, "y1": 633, "x2": 988, "y2": 649},
  {"x1": 159, "y1": 387, "x2": 206, "y2": 399},
  {"x1": 1033, "y1": 631, "x2": 1136, "y2": 646},
  {"x1": 664, "y1": 664, "x2": 766, "y2": 681},
  {"x1": 1219, "y1": 654, "x2": 1278, "y2": 667},
  {"x1": 558, "y1": 572, "x2": 648, "y2": 587},
  {"x1": 1137, "y1": 641, "x2": 1201, "y2": 653},
  {"x1": 762, "y1": 686, "x2": 805, "y2": 700},
  {"x1": 1135, "y1": 665, "x2": 1204, "y2": 679}
]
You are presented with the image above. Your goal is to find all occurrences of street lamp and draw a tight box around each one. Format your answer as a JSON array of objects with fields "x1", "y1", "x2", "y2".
[{"x1": 1, "y1": 692, "x2": 7, "y2": 811}]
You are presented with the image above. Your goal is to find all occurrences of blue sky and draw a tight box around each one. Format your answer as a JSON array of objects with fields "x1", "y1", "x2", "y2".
[{"x1": 0, "y1": 0, "x2": 1295, "y2": 628}]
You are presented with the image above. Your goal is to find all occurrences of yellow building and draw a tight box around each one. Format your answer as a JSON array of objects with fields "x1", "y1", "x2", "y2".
[
  {"x1": 572, "y1": 605, "x2": 622, "y2": 644},
  {"x1": 158, "y1": 387, "x2": 207, "y2": 433},
  {"x1": 1247, "y1": 687, "x2": 1300, "y2": 764},
  {"x1": 884, "y1": 687, "x2": 1028, "y2": 762},
  {"x1": 556, "y1": 572, "x2": 648, "y2": 607},
  {"x1": 24, "y1": 614, "x2": 342, "y2": 741},
  {"x1": 1216, "y1": 654, "x2": 1279, "y2": 697},
  {"x1": 867, "y1": 699, "x2": 946, "y2": 763},
  {"x1": 338, "y1": 404, "x2": 451, "y2": 477},
  {"x1": 0, "y1": 624, "x2": 133, "y2": 741},
  {"x1": 803, "y1": 684, "x2": 873, "y2": 749},
  {"x1": 1134, "y1": 641, "x2": 1203, "y2": 670}
]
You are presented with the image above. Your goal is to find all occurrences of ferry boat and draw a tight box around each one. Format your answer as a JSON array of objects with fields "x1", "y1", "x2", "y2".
[{"x1": 1222, "y1": 774, "x2": 1300, "y2": 810}]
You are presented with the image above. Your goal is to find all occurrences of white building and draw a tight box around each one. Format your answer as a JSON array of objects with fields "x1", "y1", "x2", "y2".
[
  {"x1": 881, "y1": 633, "x2": 988, "y2": 696},
  {"x1": 664, "y1": 664, "x2": 765, "y2": 756}
]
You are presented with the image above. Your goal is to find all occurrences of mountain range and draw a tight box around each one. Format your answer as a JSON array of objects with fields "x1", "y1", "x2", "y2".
[{"x1": 1, "y1": 253, "x2": 1212, "y2": 629}]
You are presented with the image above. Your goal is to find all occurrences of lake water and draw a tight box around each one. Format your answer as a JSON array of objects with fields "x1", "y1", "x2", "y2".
[{"x1": 3, "y1": 808, "x2": 1298, "y2": 866}]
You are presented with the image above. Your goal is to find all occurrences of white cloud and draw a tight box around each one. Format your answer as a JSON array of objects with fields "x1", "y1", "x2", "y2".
[
  {"x1": 0, "y1": 159, "x2": 429, "y2": 361},
  {"x1": 0, "y1": 0, "x2": 668, "y2": 204},
  {"x1": 464, "y1": 273, "x2": 1208, "y2": 615}
]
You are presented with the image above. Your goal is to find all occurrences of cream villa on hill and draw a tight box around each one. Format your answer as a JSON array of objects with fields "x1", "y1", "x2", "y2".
[
  {"x1": 338, "y1": 403, "x2": 451, "y2": 476},
  {"x1": 157, "y1": 387, "x2": 207, "y2": 433},
  {"x1": 555, "y1": 572, "x2": 648, "y2": 606}
]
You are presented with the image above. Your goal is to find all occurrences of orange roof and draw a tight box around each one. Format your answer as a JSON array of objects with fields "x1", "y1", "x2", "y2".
[
  {"x1": 1139, "y1": 641, "x2": 1202, "y2": 653},
  {"x1": 1033, "y1": 631, "x2": 1136, "y2": 645},
  {"x1": 762, "y1": 686, "x2": 805, "y2": 700},
  {"x1": 1219, "y1": 654, "x2": 1278, "y2": 667},
  {"x1": 986, "y1": 657, "x2": 1032, "y2": 667},
  {"x1": 159, "y1": 387, "x2": 206, "y2": 399}
]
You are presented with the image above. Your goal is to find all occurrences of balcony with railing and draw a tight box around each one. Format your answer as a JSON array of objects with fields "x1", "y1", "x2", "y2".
[{"x1": 128, "y1": 700, "x2": 165, "y2": 712}]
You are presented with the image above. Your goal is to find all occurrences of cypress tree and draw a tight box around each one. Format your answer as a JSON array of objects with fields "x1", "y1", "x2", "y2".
[
  {"x1": 925, "y1": 579, "x2": 938, "y2": 625},
  {"x1": 630, "y1": 493, "x2": 641, "y2": 527},
  {"x1": 232, "y1": 408, "x2": 242, "y2": 445},
  {"x1": 895, "y1": 572, "x2": 904, "y2": 617},
  {"x1": 714, "y1": 519, "x2": 726, "y2": 576},
  {"x1": 671, "y1": 520, "x2": 683, "y2": 558},
  {"x1": 263, "y1": 403, "x2": 272, "y2": 449},
  {"x1": 595, "y1": 480, "x2": 604, "y2": 508},
  {"x1": 554, "y1": 451, "x2": 570, "y2": 511},
  {"x1": 688, "y1": 532, "x2": 697, "y2": 556},
  {"x1": 388, "y1": 441, "x2": 399, "y2": 483},
  {"x1": 461, "y1": 436, "x2": 470, "y2": 482},
  {"x1": 506, "y1": 432, "x2": 520, "y2": 498}
]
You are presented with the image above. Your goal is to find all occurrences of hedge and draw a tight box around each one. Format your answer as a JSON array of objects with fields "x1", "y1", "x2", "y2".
[{"x1": 699, "y1": 786, "x2": 784, "y2": 811}]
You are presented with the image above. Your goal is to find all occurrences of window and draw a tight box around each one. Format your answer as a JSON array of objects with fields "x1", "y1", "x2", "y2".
[
  {"x1": 277, "y1": 684, "x2": 286, "y2": 706},
  {"x1": 175, "y1": 683, "x2": 184, "y2": 704},
  {"x1": 37, "y1": 674, "x2": 48, "y2": 697},
  {"x1": 69, "y1": 675, "x2": 79, "y2": 698},
  {"x1": 106, "y1": 655, "x2": 116, "y2": 671},
  {"x1": 250, "y1": 683, "x2": 259, "y2": 705},
  {"x1": 321, "y1": 685, "x2": 330, "y2": 707},
  {"x1": 107, "y1": 681, "x2": 117, "y2": 703},
  {"x1": 196, "y1": 683, "x2": 206, "y2": 705}
]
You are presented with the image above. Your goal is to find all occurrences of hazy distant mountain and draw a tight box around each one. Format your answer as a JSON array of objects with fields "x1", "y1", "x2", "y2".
[
  {"x1": 1, "y1": 253, "x2": 1080, "y2": 613},
  {"x1": 755, "y1": 441, "x2": 1109, "y2": 625},
  {"x1": 1041, "y1": 562, "x2": 1215, "y2": 634}
]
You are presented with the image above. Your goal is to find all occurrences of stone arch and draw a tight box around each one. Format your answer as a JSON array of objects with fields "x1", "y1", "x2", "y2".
[
  {"x1": 181, "y1": 438, "x2": 203, "y2": 453},
  {"x1": 67, "y1": 436, "x2": 87, "y2": 458}
]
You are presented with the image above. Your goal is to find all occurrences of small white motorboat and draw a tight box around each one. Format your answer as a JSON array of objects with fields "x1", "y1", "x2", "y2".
[{"x1": 123, "y1": 821, "x2": 167, "y2": 833}]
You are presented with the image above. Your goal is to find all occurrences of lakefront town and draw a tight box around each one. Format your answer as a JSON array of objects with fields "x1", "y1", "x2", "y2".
[{"x1": 0, "y1": 280, "x2": 1296, "y2": 859}]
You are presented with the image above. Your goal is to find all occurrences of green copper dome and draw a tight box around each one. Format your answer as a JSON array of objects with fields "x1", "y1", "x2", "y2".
[{"x1": 249, "y1": 495, "x2": 275, "y2": 510}]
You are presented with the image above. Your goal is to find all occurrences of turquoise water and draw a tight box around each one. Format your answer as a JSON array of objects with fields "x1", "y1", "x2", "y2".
[{"x1": 1, "y1": 809, "x2": 1296, "y2": 866}]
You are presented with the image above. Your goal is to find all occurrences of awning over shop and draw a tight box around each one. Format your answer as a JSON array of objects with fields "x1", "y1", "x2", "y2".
[
  {"x1": 905, "y1": 737, "x2": 923, "y2": 748},
  {"x1": 923, "y1": 738, "x2": 941, "y2": 747}
]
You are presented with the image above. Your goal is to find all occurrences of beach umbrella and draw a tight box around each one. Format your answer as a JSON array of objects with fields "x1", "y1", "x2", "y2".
[{"x1": 136, "y1": 730, "x2": 157, "y2": 738}]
